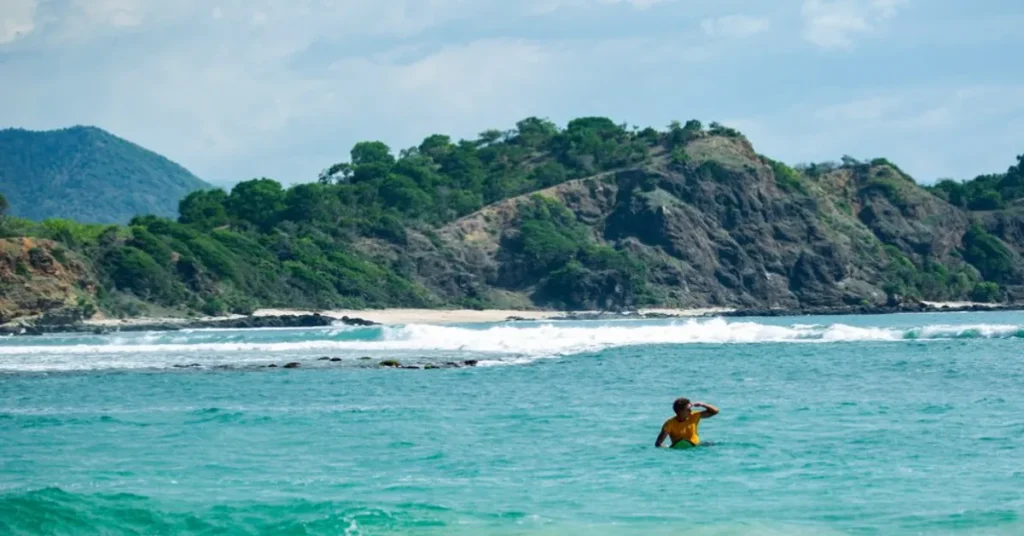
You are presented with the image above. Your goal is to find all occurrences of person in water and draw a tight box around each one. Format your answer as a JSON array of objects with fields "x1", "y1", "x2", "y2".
[{"x1": 655, "y1": 397, "x2": 719, "y2": 448}]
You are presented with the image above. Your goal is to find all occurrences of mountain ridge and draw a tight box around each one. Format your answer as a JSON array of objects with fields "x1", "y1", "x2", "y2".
[{"x1": 0, "y1": 125, "x2": 211, "y2": 223}]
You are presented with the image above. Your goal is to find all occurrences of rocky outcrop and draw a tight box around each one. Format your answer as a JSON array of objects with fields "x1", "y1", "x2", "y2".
[
  {"x1": 0, "y1": 238, "x2": 97, "y2": 324},
  {"x1": 186, "y1": 314, "x2": 341, "y2": 330},
  {"x1": 354, "y1": 137, "x2": 1023, "y2": 310},
  {"x1": 0, "y1": 312, "x2": 377, "y2": 336}
]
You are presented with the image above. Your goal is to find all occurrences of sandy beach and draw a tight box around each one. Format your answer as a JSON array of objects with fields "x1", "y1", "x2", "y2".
[{"x1": 77, "y1": 302, "x2": 1003, "y2": 330}]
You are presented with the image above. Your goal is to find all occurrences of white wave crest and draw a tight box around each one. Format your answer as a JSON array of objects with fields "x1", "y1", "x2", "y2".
[{"x1": 1, "y1": 319, "x2": 1020, "y2": 359}]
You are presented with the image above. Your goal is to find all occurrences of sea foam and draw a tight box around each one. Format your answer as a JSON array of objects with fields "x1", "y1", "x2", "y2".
[{"x1": 1, "y1": 319, "x2": 1021, "y2": 372}]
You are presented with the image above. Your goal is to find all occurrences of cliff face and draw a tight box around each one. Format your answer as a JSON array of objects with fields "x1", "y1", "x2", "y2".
[
  {"x1": 355, "y1": 136, "x2": 1024, "y2": 310},
  {"x1": 0, "y1": 238, "x2": 97, "y2": 323}
]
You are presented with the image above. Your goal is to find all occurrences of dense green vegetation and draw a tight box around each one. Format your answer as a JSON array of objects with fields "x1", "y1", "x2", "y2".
[
  {"x1": 311, "y1": 116, "x2": 650, "y2": 225},
  {"x1": 879, "y1": 246, "x2": 979, "y2": 302},
  {"x1": 1, "y1": 117, "x2": 1022, "y2": 319},
  {"x1": 962, "y1": 225, "x2": 1016, "y2": 283},
  {"x1": 928, "y1": 155, "x2": 1024, "y2": 210},
  {"x1": 498, "y1": 196, "x2": 649, "y2": 309},
  {"x1": 1, "y1": 117, "x2": 683, "y2": 315},
  {"x1": 0, "y1": 126, "x2": 211, "y2": 223}
]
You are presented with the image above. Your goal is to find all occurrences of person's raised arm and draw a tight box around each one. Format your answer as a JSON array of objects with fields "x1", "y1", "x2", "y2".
[{"x1": 693, "y1": 402, "x2": 719, "y2": 418}]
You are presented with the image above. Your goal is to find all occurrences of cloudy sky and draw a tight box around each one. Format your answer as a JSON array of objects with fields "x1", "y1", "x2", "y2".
[{"x1": 2, "y1": 0, "x2": 1022, "y2": 186}]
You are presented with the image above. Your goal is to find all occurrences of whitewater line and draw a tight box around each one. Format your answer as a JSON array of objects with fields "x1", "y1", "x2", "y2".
[{"x1": 0, "y1": 319, "x2": 1021, "y2": 357}]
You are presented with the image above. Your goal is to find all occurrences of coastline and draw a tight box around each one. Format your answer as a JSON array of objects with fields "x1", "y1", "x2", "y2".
[
  {"x1": 248, "y1": 307, "x2": 737, "y2": 325},
  {"x1": 252, "y1": 308, "x2": 566, "y2": 325},
  {"x1": 2, "y1": 302, "x2": 1020, "y2": 337}
]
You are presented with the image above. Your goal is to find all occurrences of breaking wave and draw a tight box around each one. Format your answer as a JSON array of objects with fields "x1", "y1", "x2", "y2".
[{"x1": 1, "y1": 319, "x2": 1021, "y2": 372}]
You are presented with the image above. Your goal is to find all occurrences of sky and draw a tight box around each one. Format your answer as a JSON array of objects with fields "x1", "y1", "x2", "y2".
[{"x1": 1, "y1": 0, "x2": 1022, "y2": 187}]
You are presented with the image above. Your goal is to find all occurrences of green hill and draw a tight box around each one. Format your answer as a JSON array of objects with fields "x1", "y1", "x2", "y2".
[
  {"x1": 0, "y1": 126, "x2": 211, "y2": 224},
  {"x1": 1, "y1": 117, "x2": 1022, "y2": 322}
]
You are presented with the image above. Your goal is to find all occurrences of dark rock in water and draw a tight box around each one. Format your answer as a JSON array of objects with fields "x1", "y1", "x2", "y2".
[
  {"x1": 463, "y1": 360, "x2": 479, "y2": 367},
  {"x1": 552, "y1": 312, "x2": 608, "y2": 321},
  {"x1": 359, "y1": 356, "x2": 373, "y2": 360},
  {"x1": 379, "y1": 359, "x2": 402, "y2": 368},
  {"x1": 340, "y1": 315, "x2": 378, "y2": 326},
  {"x1": 423, "y1": 362, "x2": 473, "y2": 369},
  {"x1": 267, "y1": 364, "x2": 279, "y2": 368},
  {"x1": 719, "y1": 299, "x2": 939, "y2": 318},
  {"x1": 400, "y1": 365, "x2": 423, "y2": 370},
  {"x1": 642, "y1": 312, "x2": 676, "y2": 319},
  {"x1": 13, "y1": 314, "x2": 335, "y2": 336},
  {"x1": 173, "y1": 363, "x2": 202, "y2": 369},
  {"x1": 0, "y1": 306, "x2": 97, "y2": 336},
  {"x1": 192, "y1": 314, "x2": 335, "y2": 330},
  {"x1": 330, "y1": 357, "x2": 343, "y2": 362},
  {"x1": 35, "y1": 306, "x2": 88, "y2": 327},
  {"x1": 505, "y1": 316, "x2": 529, "y2": 322},
  {"x1": 317, "y1": 357, "x2": 330, "y2": 361},
  {"x1": 0, "y1": 319, "x2": 38, "y2": 336},
  {"x1": 283, "y1": 362, "x2": 301, "y2": 369}
]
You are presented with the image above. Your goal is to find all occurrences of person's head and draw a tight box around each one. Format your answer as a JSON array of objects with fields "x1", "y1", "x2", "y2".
[{"x1": 673, "y1": 397, "x2": 692, "y2": 416}]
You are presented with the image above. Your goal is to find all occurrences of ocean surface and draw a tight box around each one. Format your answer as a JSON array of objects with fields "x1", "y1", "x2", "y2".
[{"x1": 2, "y1": 312, "x2": 1023, "y2": 535}]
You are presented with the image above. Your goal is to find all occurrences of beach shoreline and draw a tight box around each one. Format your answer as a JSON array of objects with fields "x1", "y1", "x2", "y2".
[
  {"x1": 67, "y1": 307, "x2": 734, "y2": 331},
  {"x1": 83, "y1": 301, "x2": 1014, "y2": 328},
  {"x1": 2, "y1": 302, "x2": 1018, "y2": 337},
  {"x1": 247, "y1": 307, "x2": 739, "y2": 325}
]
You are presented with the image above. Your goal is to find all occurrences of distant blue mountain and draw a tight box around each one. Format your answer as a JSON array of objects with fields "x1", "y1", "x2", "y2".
[{"x1": 0, "y1": 126, "x2": 212, "y2": 223}]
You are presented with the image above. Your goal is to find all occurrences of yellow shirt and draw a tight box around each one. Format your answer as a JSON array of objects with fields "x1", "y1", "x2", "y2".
[{"x1": 663, "y1": 413, "x2": 702, "y2": 446}]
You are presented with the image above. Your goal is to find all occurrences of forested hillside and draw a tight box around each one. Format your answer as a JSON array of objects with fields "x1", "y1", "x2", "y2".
[
  {"x1": 1, "y1": 117, "x2": 1022, "y2": 322},
  {"x1": 0, "y1": 126, "x2": 210, "y2": 224}
]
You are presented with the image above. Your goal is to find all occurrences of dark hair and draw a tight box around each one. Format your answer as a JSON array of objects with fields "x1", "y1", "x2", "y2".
[{"x1": 673, "y1": 398, "x2": 691, "y2": 412}]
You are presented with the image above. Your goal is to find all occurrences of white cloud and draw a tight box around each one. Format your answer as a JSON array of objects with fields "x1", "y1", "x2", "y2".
[
  {"x1": 4, "y1": 34, "x2": 565, "y2": 182},
  {"x1": 814, "y1": 96, "x2": 900, "y2": 121},
  {"x1": 871, "y1": 0, "x2": 908, "y2": 19},
  {"x1": 327, "y1": 39, "x2": 559, "y2": 123},
  {"x1": 0, "y1": 0, "x2": 36, "y2": 44},
  {"x1": 602, "y1": 0, "x2": 667, "y2": 8},
  {"x1": 529, "y1": 0, "x2": 667, "y2": 15},
  {"x1": 2, "y1": 0, "x2": 1018, "y2": 189},
  {"x1": 729, "y1": 84, "x2": 1024, "y2": 182},
  {"x1": 73, "y1": 0, "x2": 145, "y2": 28},
  {"x1": 701, "y1": 14, "x2": 771, "y2": 38},
  {"x1": 801, "y1": 0, "x2": 908, "y2": 49},
  {"x1": 18, "y1": 1, "x2": 477, "y2": 45},
  {"x1": 801, "y1": 0, "x2": 869, "y2": 49}
]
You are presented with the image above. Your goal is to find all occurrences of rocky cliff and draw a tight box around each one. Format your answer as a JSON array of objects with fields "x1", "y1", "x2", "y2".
[
  {"x1": 0, "y1": 238, "x2": 97, "y2": 323},
  {"x1": 354, "y1": 136, "x2": 1023, "y2": 310}
]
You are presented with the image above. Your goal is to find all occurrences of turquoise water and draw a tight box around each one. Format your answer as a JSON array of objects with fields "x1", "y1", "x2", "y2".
[{"x1": 2, "y1": 312, "x2": 1023, "y2": 535}]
